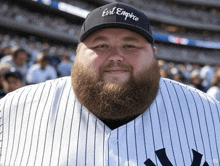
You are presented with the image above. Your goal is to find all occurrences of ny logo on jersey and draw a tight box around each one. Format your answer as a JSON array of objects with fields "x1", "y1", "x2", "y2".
[{"x1": 144, "y1": 148, "x2": 209, "y2": 166}]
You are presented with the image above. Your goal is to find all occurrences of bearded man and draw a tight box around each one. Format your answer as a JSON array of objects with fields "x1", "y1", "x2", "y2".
[
  {"x1": 71, "y1": 27, "x2": 160, "y2": 129},
  {"x1": 0, "y1": 2, "x2": 219, "y2": 166}
]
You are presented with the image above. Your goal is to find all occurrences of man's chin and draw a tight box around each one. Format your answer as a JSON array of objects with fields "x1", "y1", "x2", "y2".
[
  {"x1": 103, "y1": 80, "x2": 129, "y2": 87},
  {"x1": 102, "y1": 75, "x2": 131, "y2": 86}
]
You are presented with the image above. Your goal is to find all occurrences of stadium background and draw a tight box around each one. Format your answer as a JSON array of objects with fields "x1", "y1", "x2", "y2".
[{"x1": 0, "y1": 0, "x2": 220, "y2": 90}]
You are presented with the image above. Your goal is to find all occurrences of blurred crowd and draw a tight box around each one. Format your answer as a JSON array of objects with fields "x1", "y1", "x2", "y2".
[
  {"x1": 0, "y1": 32, "x2": 75, "y2": 98},
  {"x1": 0, "y1": 0, "x2": 81, "y2": 37},
  {"x1": 0, "y1": 32, "x2": 220, "y2": 102},
  {"x1": 159, "y1": 60, "x2": 220, "y2": 101}
]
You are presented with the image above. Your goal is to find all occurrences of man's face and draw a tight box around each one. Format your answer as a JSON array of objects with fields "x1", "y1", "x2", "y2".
[
  {"x1": 71, "y1": 28, "x2": 160, "y2": 125},
  {"x1": 14, "y1": 52, "x2": 27, "y2": 66},
  {"x1": 40, "y1": 60, "x2": 49, "y2": 70},
  {"x1": 7, "y1": 76, "x2": 24, "y2": 92},
  {"x1": 75, "y1": 28, "x2": 157, "y2": 86}
]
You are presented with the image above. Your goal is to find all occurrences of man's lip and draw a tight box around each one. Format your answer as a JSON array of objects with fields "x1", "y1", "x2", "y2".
[
  {"x1": 104, "y1": 69, "x2": 129, "y2": 72},
  {"x1": 104, "y1": 67, "x2": 130, "y2": 72}
]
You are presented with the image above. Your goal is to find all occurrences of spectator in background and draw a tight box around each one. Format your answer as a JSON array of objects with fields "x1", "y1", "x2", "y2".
[
  {"x1": 200, "y1": 64, "x2": 215, "y2": 91},
  {"x1": 0, "y1": 64, "x2": 11, "y2": 98},
  {"x1": 4, "y1": 69, "x2": 24, "y2": 93},
  {"x1": 206, "y1": 70, "x2": 220, "y2": 101},
  {"x1": 179, "y1": 64, "x2": 191, "y2": 84},
  {"x1": 190, "y1": 70, "x2": 206, "y2": 92},
  {"x1": 26, "y1": 52, "x2": 57, "y2": 84},
  {"x1": 158, "y1": 60, "x2": 173, "y2": 79},
  {"x1": 0, "y1": 47, "x2": 29, "y2": 80},
  {"x1": 160, "y1": 68, "x2": 168, "y2": 78},
  {"x1": 172, "y1": 71, "x2": 185, "y2": 84},
  {"x1": 0, "y1": 46, "x2": 12, "y2": 59},
  {"x1": 57, "y1": 54, "x2": 73, "y2": 77}
]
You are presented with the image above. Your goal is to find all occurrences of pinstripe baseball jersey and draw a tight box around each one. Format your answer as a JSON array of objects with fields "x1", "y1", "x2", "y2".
[{"x1": 0, "y1": 76, "x2": 220, "y2": 166}]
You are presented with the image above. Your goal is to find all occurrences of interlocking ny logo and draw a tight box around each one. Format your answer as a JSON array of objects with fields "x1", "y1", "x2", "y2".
[{"x1": 144, "y1": 148, "x2": 209, "y2": 166}]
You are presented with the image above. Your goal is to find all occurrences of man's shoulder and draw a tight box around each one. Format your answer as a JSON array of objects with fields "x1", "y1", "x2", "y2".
[
  {"x1": 160, "y1": 77, "x2": 201, "y2": 91},
  {"x1": 160, "y1": 78, "x2": 201, "y2": 92},
  {"x1": 28, "y1": 64, "x2": 40, "y2": 71},
  {"x1": 1, "y1": 77, "x2": 72, "y2": 102},
  {"x1": 30, "y1": 76, "x2": 72, "y2": 89},
  {"x1": 46, "y1": 65, "x2": 57, "y2": 71},
  {"x1": 0, "y1": 55, "x2": 12, "y2": 64},
  {"x1": 159, "y1": 78, "x2": 220, "y2": 106}
]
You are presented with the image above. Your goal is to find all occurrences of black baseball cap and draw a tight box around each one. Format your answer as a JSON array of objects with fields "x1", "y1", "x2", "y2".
[{"x1": 79, "y1": 2, "x2": 154, "y2": 44}]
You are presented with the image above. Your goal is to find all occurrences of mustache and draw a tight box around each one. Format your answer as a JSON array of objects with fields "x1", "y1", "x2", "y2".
[{"x1": 103, "y1": 62, "x2": 133, "y2": 71}]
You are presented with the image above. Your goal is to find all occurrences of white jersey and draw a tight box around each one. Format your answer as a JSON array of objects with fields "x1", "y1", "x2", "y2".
[{"x1": 0, "y1": 77, "x2": 220, "y2": 166}]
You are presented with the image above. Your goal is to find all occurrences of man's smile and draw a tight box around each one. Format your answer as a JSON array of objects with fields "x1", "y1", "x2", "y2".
[{"x1": 104, "y1": 68, "x2": 130, "y2": 74}]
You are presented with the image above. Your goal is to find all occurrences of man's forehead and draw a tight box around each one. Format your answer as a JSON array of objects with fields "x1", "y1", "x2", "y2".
[{"x1": 84, "y1": 28, "x2": 148, "y2": 43}]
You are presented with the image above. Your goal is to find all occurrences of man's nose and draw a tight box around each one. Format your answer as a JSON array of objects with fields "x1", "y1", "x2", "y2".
[{"x1": 108, "y1": 48, "x2": 124, "y2": 62}]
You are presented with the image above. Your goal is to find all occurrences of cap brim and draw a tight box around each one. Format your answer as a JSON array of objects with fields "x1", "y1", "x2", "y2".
[{"x1": 79, "y1": 22, "x2": 154, "y2": 44}]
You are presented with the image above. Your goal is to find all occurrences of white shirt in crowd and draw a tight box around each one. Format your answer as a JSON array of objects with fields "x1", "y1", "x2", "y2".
[
  {"x1": 206, "y1": 86, "x2": 220, "y2": 101},
  {"x1": 26, "y1": 64, "x2": 57, "y2": 84}
]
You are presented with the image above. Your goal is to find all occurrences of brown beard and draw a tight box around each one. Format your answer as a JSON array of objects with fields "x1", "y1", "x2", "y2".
[{"x1": 71, "y1": 59, "x2": 160, "y2": 129}]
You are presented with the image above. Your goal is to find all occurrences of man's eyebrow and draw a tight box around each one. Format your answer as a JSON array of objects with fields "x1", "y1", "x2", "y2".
[
  {"x1": 92, "y1": 36, "x2": 108, "y2": 42},
  {"x1": 123, "y1": 37, "x2": 141, "y2": 43}
]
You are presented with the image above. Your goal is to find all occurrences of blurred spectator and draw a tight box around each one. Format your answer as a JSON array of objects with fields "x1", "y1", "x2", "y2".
[
  {"x1": 0, "y1": 47, "x2": 29, "y2": 80},
  {"x1": 190, "y1": 70, "x2": 206, "y2": 92},
  {"x1": 179, "y1": 64, "x2": 191, "y2": 83},
  {"x1": 206, "y1": 70, "x2": 220, "y2": 101},
  {"x1": 0, "y1": 46, "x2": 12, "y2": 58},
  {"x1": 160, "y1": 68, "x2": 168, "y2": 78},
  {"x1": 172, "y1": 72, "x2": 185, "y2": 84},
  {"x1": 0, "y1": 64, "x2": 11, "y2": 98},
  {"x1": 26, "y1": 52, "x2": 57, "y2": 84},
  {"x1": 200, "y1": 64, "x2": 215, "y2": 90},
  {"x1": 4, "y1": 69, "x2": 24, "y2": 93},
  {"x1": 57, "y1": 54, "x2": 73, "y2": 77}
]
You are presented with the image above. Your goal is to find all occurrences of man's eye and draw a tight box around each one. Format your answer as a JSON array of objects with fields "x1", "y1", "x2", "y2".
[
  {"x1": 124, "y1": 45, "x2": 137, "y2": 49},
  {"x1": 94, "y1": 45, "x2": 108, "y2": 49}
]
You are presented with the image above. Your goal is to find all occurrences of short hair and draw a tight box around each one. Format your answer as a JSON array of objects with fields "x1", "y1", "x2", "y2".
[
  {"x1": 13, "y1": 48, "x2": 27, "y2": 59},
  {"x1": 37, "y1": 52, "x2": 50, "y2": 63}
]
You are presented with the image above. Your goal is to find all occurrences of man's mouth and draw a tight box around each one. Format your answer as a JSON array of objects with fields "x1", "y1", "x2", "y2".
[{"x1": 104, "y1": 69, "x2": 130, "y2": 74}]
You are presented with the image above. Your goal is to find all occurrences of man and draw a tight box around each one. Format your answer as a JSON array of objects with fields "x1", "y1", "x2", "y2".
[
  {"x1": 57, "y1": 54, "x2": 73, "y2": 77},
  {"x1": 4, "y1": 69, "x2": 25, "y2": 93},
  {"x1": 0, "y1": 3, "x2": 219, "y2": 166},
  {"x1": 26, "y1": 52, "x2": 57, "y2": 84},
  {"x1": 0, "y1": 47, "x2": 29, "y2": 80}
]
